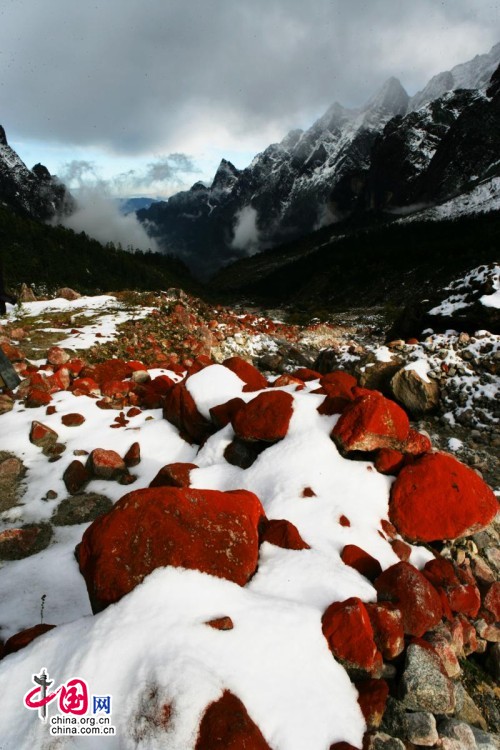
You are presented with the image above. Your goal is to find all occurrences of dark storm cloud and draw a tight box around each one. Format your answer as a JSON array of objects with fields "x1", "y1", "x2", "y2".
[{"x1": 1, "y1": 0, "x2": 499, "y2": 154}]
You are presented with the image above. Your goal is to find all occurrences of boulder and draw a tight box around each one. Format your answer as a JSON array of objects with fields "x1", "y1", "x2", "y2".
[
  {"x1": 332, "y1": 392, "x2": 409, "y2": 453},
  {"x1": 389, "y1": 453, "x2": 498, "y2": 542},
  {"x1": 163, "y1": 382, "x2": 213, "y2": 444},
  {"x1": 29, "y1": 421, "x2": 58, "y2": 451},
  {"x1": 149, "y1": 462, "x2": 198, "y2": 488},
  {"x1": 51, "y1": 493, "x2": 113, "y2": 526},
  {"x1": 423, "y1": 558, "x2": 481, "y2": 618},
  {"x1": 86, "y1": 449, "x2": 126, "y2": 480},
  {"x1": 365, "y1": 603, "x2": 405, "y2": 661},
  {"x1": 78, "y1": 487, "x2": 265, "y2": 612},
  {"x1": 374, "y1": 562, "x2": 442, "y2": 637},
  {"x1": 404, "y1": 712, "x2": 439, "y2": 747},
  {"x1": 63, "y1": 460, "x2": 91, "y2": 494},
  {"x1": 47, "y1": 346, "x2": 70, "y2": 367},
  {"x1": 389, "y1": 367, "x2": 440, "y2": 415},
  {"x1": 317, "y1": 371, "x2": 357, "y2": 414},
  {"x1": 231, "y1": 391, "x2": 294, "y2": 442},
  {"x1": 55, "y1": 287, "x2": 81, "y2": 300},
  {"x1": 400, "y1": 642, "x2": 455, "y2": 714}
]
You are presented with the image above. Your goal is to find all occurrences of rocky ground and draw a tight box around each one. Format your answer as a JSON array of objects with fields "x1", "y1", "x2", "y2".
[{"x1": 0, "y1": 285, "x2": 498, "y2": 749}]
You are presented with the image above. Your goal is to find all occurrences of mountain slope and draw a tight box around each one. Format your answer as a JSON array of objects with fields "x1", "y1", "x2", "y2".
[
  {"x1": 0, "y1": 125, "x2": 73, "y2": 221},
  {"x1": 139, "y1": 44, "x2": 500, "y2": 277}
]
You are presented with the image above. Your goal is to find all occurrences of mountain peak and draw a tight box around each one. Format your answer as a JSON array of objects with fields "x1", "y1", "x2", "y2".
[
  {"x1": 0, "y1": 125, "x2": 7, "y2": 147},
  {"x1": 365, "y1": 76, "x2": 409, "y2": 115},
  {"x1": 211, "y1": 159, "x2": 240, "y2": 191}
]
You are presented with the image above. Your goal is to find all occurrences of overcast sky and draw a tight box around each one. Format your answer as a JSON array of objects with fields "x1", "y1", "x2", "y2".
[{"x1": 1, "y1": 0, "x2": 499, "y2": 196}]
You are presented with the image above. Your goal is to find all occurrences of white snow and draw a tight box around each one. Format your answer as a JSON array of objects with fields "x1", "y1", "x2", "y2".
[{"x1": 404, "y1": 358, "x2": 431, "y2": 383}]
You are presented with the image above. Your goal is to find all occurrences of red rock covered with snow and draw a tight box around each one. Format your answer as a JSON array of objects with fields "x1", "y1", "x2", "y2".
[
  {"x1": 195, "y1": 691, "x2": 271, "y2": 750},
  {"x1": 389, "y1": 453, "x2": 498, "y2": 542},
  {"x1": 332, "y1": 392, "x2": 410, "y2": 453},
  {"x1": 222, "y1": 356, "x2": 268, "y2": 391},
  {"x1": 78, "y1": 487, "x2": 266, "y2": 612}
]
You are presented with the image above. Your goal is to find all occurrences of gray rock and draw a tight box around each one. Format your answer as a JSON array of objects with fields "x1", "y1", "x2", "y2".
[
  {"x1": 453, "y1": 684, "x2": 488, "y2": 731},
  {"x1": 400, "y1": 643, "x2": 455, "y2": 714},
  {"x1": 364, "y1": 731, "x2": 405, "y2": 750},
  {"x1": 51, "y1": 493, "x2": 113, "y2": 526},
  {"x1": 380, "y1": 697, "x2": 408, "y2": 741},
  {"x1": 470, "y1": 727, "x2": 500, "y2": 750},
  {"x1": 405, "y1": 711, "x2": 438, "y2": 746},
  {"x1": 439, "y1": 719, "x2": 478, "y2": 750},
  {"x1": 390, "y1": 366, "x2": 440, "y2": 415}
]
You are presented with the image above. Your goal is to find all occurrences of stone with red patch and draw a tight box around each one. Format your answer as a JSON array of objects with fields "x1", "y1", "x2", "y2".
[
  {"x1": 322, "y1": 597, "x2": 383, "y2": 676},
  {"x1": 185, "y1": 356, "x2": 213, "y2": 377},
  {"x1": 2, "y1": 624, "x2": 56, "y2": 657},
  {"x1": 483, "y1": 582, "x2": 500, "y2": 621},
  {"x1": 332, "y1": 392, "x2": 410, "y2": 453},
  {"x1": 375, "y1": 562, "x2": 442, "y2": 637},
  {"x1": 101, "y1": 380, "x2": 132, "y2": 400},
  {"x1": 66, "y1": 358, "x2": 86, "y2": 377},
  {"x1": 149, "y1": 462, "x2": 198, "y2": 488},
  {"x1": 29, "y1": 421, "x2": 58, "y2": 450},
  {"x1": 0, "y1": 523, "x2": 53, "y2": 560},
  {"x1": 210, "y1": 398, "x2": 245, "y2": 429},
  {"x1": 47, "y1": 368, "x2": 71, "y2": 393},
  {"x1": 423, "y1": 627, "x2": 461, "y2": 678},
  {"x1": 25, "y1": 388, "x2": 52, "y2": 407},
  {"x1": 259, "y1": 519, "x2": 310, "y2": 550},
  {"x1": 78, "y1": 487, "x2": 265, "y2": 612},
  {"x1": 222, "y1": 356, "x2": 268, "y2": 391},
  {"x1": 86, "y1": 449, "x2": 126, "y2": 480},
  {"x1": 374, "y1": 449, "x2": 405, "y2": 476},
  {"x1": 63, "y1": 460, "x2": 91, "y2": 494},
  {"x1": 84, "y1": 359, "x2": 133, "y2": 386},
  {"x1": 402, "y1": 429, "x2": 432, "y2": 456},
  {"x1": 341, "y1": 545, "x2": 382, "y2": 582},
  {"x1": 389, "y1": 453, "x2": 498, "y2": 543},
  {"x1": 123, "y1": 442, "x2": 141, "y2": 468},
  {"x1": 163, "y1": 382, "x2": 213, "y2": 444},
  {"x1": 231, "y1": 391, "x2": 294, "y2": 442},
  {"x1": 423, "y1": 558, "x2": 481, "y2": 618},
  {"x1": 355, "y1": 679, "x2": 389, "y2": 729},
  {"x1": 71, "y1": 377, "x2": 100, "y2": 397},
  {"x1": 365, "y1": 602, "x2": 405, "y2": 661},
  {"x1": 195, "y1": 690, "x2": 271, "y2": 750},
  {"x1": 0, "y1": 342, "x2": 24, "y2": 362},
  {"x1": 47, "y1": 346, "x2": 70, "y2": 367},
  {"x1": 272, "y1": 374, "x2": 305, "y2": 390},
  {"x1": 458, "y1": 614, "x2": 478, "y2": 655},
  {"x1": 61, "y1": 413, "x2": 85, "y2": 427}
]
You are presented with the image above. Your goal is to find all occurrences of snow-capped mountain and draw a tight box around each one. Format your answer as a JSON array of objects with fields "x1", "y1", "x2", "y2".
[
  {"x1": 0, "y1": 125, "x2": 73, "y2": 221},
  {"x1": 139, "y1": 43, "x2": 500, "y2": 277}
]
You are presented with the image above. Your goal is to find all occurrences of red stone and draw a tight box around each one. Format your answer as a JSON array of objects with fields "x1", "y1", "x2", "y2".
[
  {"x1": 355, "y1": 679, "x2": 389, "y2": 729},
  {"x1": 302, "y1": 487, "x2": 316, "y2": 498},
  {"x1": 374, "y1": 561, "x2": 442, "y2": 637},
  {"x1": 149, "y1": 462, "x2": 198, "y2": 488},
  {"x1": 375, "y1": 449, "x2": 404, "y2": 475},
  {"x1": 339, "y1": 515, "x2": 351, "y2": 527},
  {"x1": 25, "y1": 388, "x2": 52, "y2": 407},
  {"x1": 222, "y1": 356, "x2": 268, "y2": 391},
  {"x1": 402, "y1": 429, "x2": 432, "y2": 456},
  {"x1": 423, "y1": 558, "x2": 481, "y2": 618},
  {"x1": 317, "y1": 372, "x2": 357, "y2": 415},
  {"x1": 86, "y1": 449, "x2": 126, "y2": 480},
  {"x1": 259, "y1": 519, "x2": 310, "y2": 550},
  {"x1": 380, "y1": 520, "x2": 397, "y2": 539},
  {"x1": 78, "y1": 487, "x2": 266, "y2": 611},
  {"x1": 126, "y1": 360, "x2": 147, "y2": 372},
  {"x1": 127, "y1": 407, "x2": 142, "y2": 418},
  {"x1": 66, "y1": 359, "x2": 85, "y2": 377},
  {"x1": 389, "y1": 453, "x2": 498, "y2": 542},
  {"x1": 293, "y1": 367, "x2": 322, "y2": 381},
  {"x1": 85, "y1": 359, "x2": 133, "y2": 386},
  {"x1": 63, "y1": 460, "x2": 91, "y2": 494},
  {"x1": 120, "y1": 442, "x2": 140, "y2": 468},
  {"x1": 163, "y1": 382, "x2": 213, "y2": 444},
  {"x1": 2, "y1": 624, "x2": 56, "y2": 657},
  {"x1": 205, "y1": 616, "x2": 234, "y2": 631},
  {"x1": 483, "y1": 582, "x2": 500, "y2": 621},
  {"x1": 101, "y1": 380, "x2": 131, "y2": 399},
  {"x1": 390, "y1": 540, "x2": 412, "y2": 562},
  {"x1": 45, "y1": 405, "x2": 57, "y2": 416},
  {"x1": 61, "y1": 413, "x2": 85, "y2": 427},
  {"x1": 322, "y1": 598, "x2": 382, "y2": 675},
  {"x1": 0, "y1": 342, "x2": 24, "y2": 361},
  {"x1": 232, "y1": 391, "x2": 294, "y2": 442},
  {"x1": 186, "y1": 356, "x2": 213, "y2": 377},
  {"x1": 332, "y1": 392, "x2": 410, "y2": 453},
  {"x1": 458, "y1": 614, "x2": 478, "y2": 655},
  {"x1": 365, "y1": 602, "x2": 405, "y2": 660},
  {"x1": 341, "y1": 545, "x2": 382, "y2": 582},
  {"x1": 210, "y1": 398, "x2": 245, "y2": 429},
  {"x1": 195, "y1": 691, "x2": 271, "y2": 750},
  {"x1": 47, "y1": 346, "x2": 70, "y2": 366}
]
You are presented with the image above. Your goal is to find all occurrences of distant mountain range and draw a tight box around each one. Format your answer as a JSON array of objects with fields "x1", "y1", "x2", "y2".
[{"x1": 137, "y1": 43, "x2": 500, "y2": 277}]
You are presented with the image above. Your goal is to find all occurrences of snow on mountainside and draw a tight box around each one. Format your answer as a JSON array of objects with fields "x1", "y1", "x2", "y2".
[
  {"x1": 138, "y1": 43, "x2": 500, "y2": 276},
  {"x1": 0, "y1": 125, "x2": 73, "y2": 221},
  {"x1": 409, "y1": 42, "x2": 500, "y2": 110}
]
